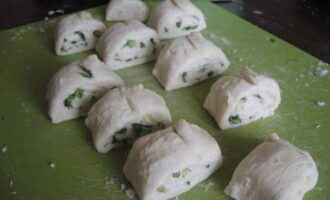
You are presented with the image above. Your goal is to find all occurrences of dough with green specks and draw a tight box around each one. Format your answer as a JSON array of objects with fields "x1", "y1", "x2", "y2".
[
  {"x1": 47, "y1": 54, "x2": 124, "y2": 123},
  {"x1": 225, "y1": 133, "x2": 318, "y2": 200},
  {"x1": 152, "y1": 32, "x2": 230, "y2": 91},
  {"x1": 106, "y1": 0, "x2": 149, "y2": 22},
  {"x1": 55, "y1": 11, "x2": 105, "y2": 56},
  {"x1": 204, "y1": 67, "x2": 281, "y2": 129},
  {"x1": 96, "y1": 20, "x2": 161, "y2": 70},
  {"x1": 85, "y1": 84, "x2": 172, "y2": 153},
  {"x1": 123, "y1": 119, "x2": 222, "y2": 200},
  {"x1": 148, "y1": 0, "x2": 207, "y2": 39}
]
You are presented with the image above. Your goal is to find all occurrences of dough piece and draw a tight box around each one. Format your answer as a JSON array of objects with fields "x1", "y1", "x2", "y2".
[
  {"x1": 153, "y1": 32, "x2": 230, "y2": 91},
  {"x1": 123, "y1": 119, "x2": 222, "y2": 200},
  {"x1": 96, "y1": 20, "x2": 161, "y2": 70},
  {"x1": 85, "y1": 84, "x2": 172, "y2": 153},
  {"x1": 225, "y1": 133, "x2": 318, "y2": 200},
  {"x1": 148, "y1": 0, "x2": 207, "y2": 39},
  {"x1": 106, "y1": 0, "x2": 149, "y2": 21},
  {"x1": 55, "y1": 11, "x2": 105, "y2": 56},
  {"x1": 47, "y1": 54, "x2": 124, "y2": 123},
  {"x1": 203, "y1": 67, "x2": 281, "y2": 129}
]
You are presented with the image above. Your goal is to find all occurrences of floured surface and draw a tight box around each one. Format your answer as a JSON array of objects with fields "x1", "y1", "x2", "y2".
[{"x1": 0, "y1": 1, "x2": 329, "y2": 200}]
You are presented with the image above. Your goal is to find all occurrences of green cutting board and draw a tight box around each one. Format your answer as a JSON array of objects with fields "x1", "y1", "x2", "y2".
[{"x1": 0, "y1": 1, "x2": 329, "y2": 199}]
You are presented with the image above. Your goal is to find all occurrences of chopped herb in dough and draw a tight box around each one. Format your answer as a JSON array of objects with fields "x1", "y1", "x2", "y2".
[
  {"x1": 181, "y1": 72, "x2": 187, "y2": 82},
  {"x1": 157, "y1": 122, "x2": 166, "y2": 129},
  {"x1": 182, "y1": 168, "x2": 192, "y2": 178},
  {"x1": 126, "y1": 40, "x2": 137, "y2": 48},
  {"x1": 254, "y1": 94, "x2": 263, "y2": 99},
  {"x1": 63, "y1": 88, "x2": 84, "y2": 109},
  {"x1": 93, "y1": 30, "x2": 101, "y2": 38},
  {"x1": 74, "y1": 31, "x2": 86, "y2": 41},
  {"x1": 172, "y1": 171, "x2": 181, "y2": 178},
  {"x1": 240, "y1": 97, "x2": 247, "y2": 102},
  {"x1": 140, "y1": 42, "x2": 146, "y2": 48},
  {"x1": 198, "y1": 67, "x2": 206, "y2": 73},
  {"x1": 229, "y1": 115, "x2": 241, "y2": 124},
  {"x1": 164, "y1": 27, "x2": 168, "y2": 32},
  {"x1": 132, "y1": 123, "x2": 152, "y2": 135},
  {"x1": 79, "y1": 64, "x2": 93, "y2": 78},
  {"x1": 157, "y1": 185, "x2": 168, "y2": 193},
  {"x1": 207, "y1": 71, "x2": 214, "y2": 78},
  {"x1": 176, "y1": 20, "x2": 182, "y2": 28},
  {"x1": 115, "y1": 128, "x2": 127, "y2": 134},
  {"x1": 183, "y1": 25, "x2": 198, "y2": 31},
  {"x1": 186, "y1": 181, "x2": 191, "y2": 185},
  {"x1": 206, "y1": 164, "x2": 211, "y2": 168}
]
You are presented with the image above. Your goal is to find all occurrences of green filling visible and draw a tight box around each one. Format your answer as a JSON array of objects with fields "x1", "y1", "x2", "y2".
[
  {"x1": 140, "y1": 42, "x2": 146, "y2": 48},
  {"x1": 240, "y1": 97, "x2": 247, "y2": 103},
  {"x1": 172, "y1": 171, "x2": 181, "y2": 178},
  {"x1": 157, "y1": 185, "x2": 168, "y2": 193},
  {"x1": 182, "y1": 168, "x2": 192, "y2": 178},
  {"x1": 74, "y1": 31, "x2": 86, "y2": 41},
  {"x1": 206, "y1": 164, "x2": 211, "y2": 168},
  {"x1": 183, "y1": 25, "x2": 198, "y2": 31},
  {"x1": 125, "y1": 40, "x2": 136, "y2": 48},
  {"x1": 176, "y1": 20, "x2": 182, "y2": 28},
  {"x1": 63, "y1": 88, "x2": 84, "y2": 109},
  {"x1": 186, "y1": 181, "x2": 191, "y2": 185},
  {"x1": 207, "y1": 71, "x2": 214, "y2": 78},
  {"x1": 131, "y1": 123, "x2": 152, "y2": 135},
  {"x1": 115, "y1": 128, "x2": 127, "y2": 134},
  {"x1": 157, "y1": 122, "x2": 166, "y2": 129},
  {"x1": 181, "y1": 72, "x2": 187, "y2": 82},
  {"x1": 93, "y1": 30, "x2": 101, "y2": 38},
  {"x1": 79, "y1": 65, "x2": 93, "y2": 79},
  {"x1": 254, "y1": 94, "x2": 263, "y2": 99},
  {"x1": 229, "y1": 115, "x2": 241, "y2": 124},
  {"x1": 150, "y1": 38, "x2": 157, "y2": 55},
  {"x1": 164, "y1": 27, "x2": 168, "y2": 32},
  {"x1": 198, "y1": 67, "x2": 206, "y2": 73}
]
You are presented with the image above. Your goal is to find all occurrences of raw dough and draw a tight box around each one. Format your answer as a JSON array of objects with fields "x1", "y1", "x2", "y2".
[
  {"x1": 203, "y1": 67, "x2": 281, "y2": 129},
  {"x1": 148, "y1": 0, "x2": 207, "y2": 39},
  {"x1": 85, "y1": 84, "x2": 172, "y2": 153},
  {"x1": 152, "y1": 32, "x2": 230, "y2": 91},
  {"x1": 96, "y1": 20, "x2": 161, "y2": 70},
  {"x1": 54, "y1": 11, "x2": 105, "y2": 56},
  {"x1": 47, "y1": 54, "x2": 124, "y2": 123},
  {"x1": 106, "y1": 0, "x2": 149, "y2": 21},
  {"x1": 123, "y1": 119, "x2": 222, "y2": 200},
  {"x1": 225, "y1": 133, "x2": 318, "y2": 200}
]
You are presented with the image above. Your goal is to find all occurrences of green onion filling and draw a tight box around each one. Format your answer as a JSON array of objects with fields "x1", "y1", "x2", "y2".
[
  {"x1": 157, "y1": 185, "x2": 168, "y2": 193},
  {"x1": 126, "y1": 40, "x2": 137, "y2": 48},
  {"x1": 229, "y1": 115, "x2": 241, "y2": 124},
  {"x1": 63, "y1": 88, "x2": 84, "y2": 109},
  {"x1": 181, "y1": 72, "x2": 187, "y2": 82},
  {"x1": 93, "y1": 30, "x2": 101, "y2": 38},
  {"x1": 79, "y1": 64, "x2": 93, "y2": 78}
]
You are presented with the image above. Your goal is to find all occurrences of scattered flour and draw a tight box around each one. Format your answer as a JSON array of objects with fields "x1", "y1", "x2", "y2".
[
  {"x1": 105, "y1": 177, "x2": 119, "y2": 186},
  {"x1": 9, "y1": 180, "x2": 13, "y2": 188},
  {"x1": 124, "y1": 188, "x2": 136, "y2": 199},
  {"x1": 204, "y1": 31, "x2": 232, "y2": 46},
  {"x1": 1, "y1": 146, "x2": 7, "y2": 153},
  {"x1": 121, "y1": 184, "x2": 126, "y2": 190},
  {"x1": 49, "y1": 162, "x2": 55, "y2": 168},
  {"x1": 204, "y1": 180, "x2": 216, "y2": 192},
  {"x1": 316, "y1": 101, "x2": 326, "y2": 106}
]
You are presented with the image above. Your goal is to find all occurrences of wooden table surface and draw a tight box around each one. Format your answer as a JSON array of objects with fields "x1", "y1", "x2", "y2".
[{"x1": 0, "y1": 0, "x2": 329, "y2": 63}]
